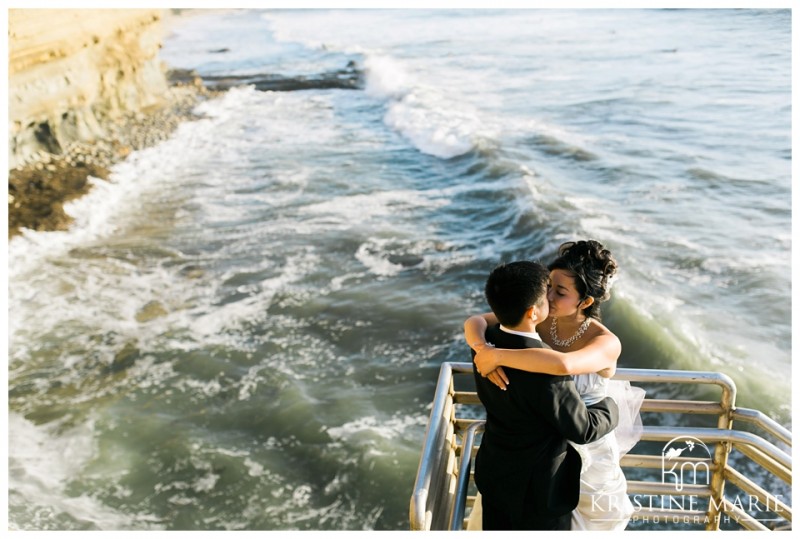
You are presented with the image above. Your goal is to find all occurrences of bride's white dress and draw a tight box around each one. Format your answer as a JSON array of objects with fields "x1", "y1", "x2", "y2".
[{"x1": 467, "y1": 373, "x2": 644, "y2": 530}]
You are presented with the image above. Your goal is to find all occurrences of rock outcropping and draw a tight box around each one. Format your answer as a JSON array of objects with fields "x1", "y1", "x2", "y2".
[
  {"x1": 7, "y1": 9, "x2": 362, "y2": 237},
  {"x1": 8, "y1": 9, "x2": 168, "y2": 170},
  {"x1": 7, "y1": 9, "x2": 215, "y2": 238}
]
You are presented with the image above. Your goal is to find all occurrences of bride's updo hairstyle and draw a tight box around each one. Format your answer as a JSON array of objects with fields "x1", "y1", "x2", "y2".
[{"x1": 547, "y1": 240, "x2": 618, "y2": 320}]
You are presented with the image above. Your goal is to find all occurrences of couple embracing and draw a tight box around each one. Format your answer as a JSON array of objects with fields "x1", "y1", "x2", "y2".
[{"x1": 465, "y1": 240, "x2": 644, "y2": 530}]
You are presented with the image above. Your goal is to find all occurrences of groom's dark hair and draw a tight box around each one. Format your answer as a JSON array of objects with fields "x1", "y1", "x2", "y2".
[{"x1": 485, "y1": 261, "x2": 549, "y2": 327}]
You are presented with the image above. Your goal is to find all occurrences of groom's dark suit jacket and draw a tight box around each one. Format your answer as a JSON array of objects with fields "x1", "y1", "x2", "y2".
[{"x1": 473, "y1": 324, "x2": 619, "y2": 530}]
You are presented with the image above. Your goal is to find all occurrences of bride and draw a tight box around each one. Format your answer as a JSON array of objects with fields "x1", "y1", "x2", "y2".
[{"x1": 464, "y1": 240, "x2": 644, "y2": 530}]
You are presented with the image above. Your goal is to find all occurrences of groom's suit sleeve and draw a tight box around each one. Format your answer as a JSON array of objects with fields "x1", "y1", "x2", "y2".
[{"x1": 538, "y1": 378, "x2": 619, "y2": 445}]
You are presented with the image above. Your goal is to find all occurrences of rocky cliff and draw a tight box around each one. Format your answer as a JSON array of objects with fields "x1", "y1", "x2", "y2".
[
  {"x1": 8, "y1": 9, "x2": 168, "y2": 170},
  {"x1": 7, "y1": 9, "x2": 360, "y2": 237}
]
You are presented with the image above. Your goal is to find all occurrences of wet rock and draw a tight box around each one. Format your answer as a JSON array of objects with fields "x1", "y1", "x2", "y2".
[
  {"x1": 110, "y1": 342, "x2": 140, "y2": 373},
  {"x1": 201, "y1": 62, "x2": 364, "y2": 92},
  {"x1": 388, "y1": 253, "x2": 425, "y2": 267},
  {"x1": 167, "y1": 68, "x2": 205, "y2": 88},
  {"x1": 8, "y1": 162, "x2": 105, "y2": 234},
  {"x1": 179, "y1": 265, "x2": 205, "y2": 279},
  {"x1": 135, "y1": 300, "x2": 168, "y2": 323}
]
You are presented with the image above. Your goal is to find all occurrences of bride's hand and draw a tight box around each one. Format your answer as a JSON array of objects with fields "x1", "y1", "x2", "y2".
[
  {"x1": 487, "y1": 366, "x2": 509, "y2": 391},
  {"x1": 474, "y1": 345, "x2": 510, "y2": 390},
  {"x1": 474, "y1": 344, "x2": 499, "y2": 375}
]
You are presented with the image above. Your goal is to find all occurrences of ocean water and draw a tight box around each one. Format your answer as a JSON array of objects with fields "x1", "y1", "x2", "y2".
[{"x1": 7, "y1": 8, "x2": 791, "y2": 530}]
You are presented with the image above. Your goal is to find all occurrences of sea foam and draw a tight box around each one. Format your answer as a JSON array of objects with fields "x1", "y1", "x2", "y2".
[
  {"x1": 262, "y1": 9, "x2": 488, "y2": 160},
  {"x1": 364, "y1": 54, "x2": 486, "y2": 159},
  {"x1": 8, "y1": 413, "x2": 159, "y2": 530}
]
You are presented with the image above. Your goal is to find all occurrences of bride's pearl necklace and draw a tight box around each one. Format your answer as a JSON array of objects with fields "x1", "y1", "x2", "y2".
[{"x1": 549, "y1": 316, "x2": 591, "y2": 348}]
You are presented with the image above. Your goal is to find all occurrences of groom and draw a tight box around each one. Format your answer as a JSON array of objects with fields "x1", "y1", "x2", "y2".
[{"x1": 472, "y1": 261, "x2": 619, "y2": 530}]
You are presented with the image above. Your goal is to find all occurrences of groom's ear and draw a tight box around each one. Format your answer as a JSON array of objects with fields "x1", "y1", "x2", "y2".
[{"x1": 527, "y1": 305, "x2": 538, "y2": 321}]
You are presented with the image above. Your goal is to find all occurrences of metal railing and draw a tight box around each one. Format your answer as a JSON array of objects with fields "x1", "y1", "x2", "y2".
[{"x1": 409, "y1": 362, "x2": 792, "y2": 531}]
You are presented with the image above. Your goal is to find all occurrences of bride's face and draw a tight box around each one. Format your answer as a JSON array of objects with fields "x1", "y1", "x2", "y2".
[{"x1": 547, "y1": 269, "x2": 583, "y2": 318}]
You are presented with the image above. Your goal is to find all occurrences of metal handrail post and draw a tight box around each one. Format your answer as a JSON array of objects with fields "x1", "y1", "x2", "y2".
[
  {"x1": 410, "y1": 362, "x2": 454, "y2": 530},
  {"x1": 450, "y1": 421, "x2": 485, "y2": 530},
  {"x1": 706, "y1": 374, "x2": 736, "y2": 530}
]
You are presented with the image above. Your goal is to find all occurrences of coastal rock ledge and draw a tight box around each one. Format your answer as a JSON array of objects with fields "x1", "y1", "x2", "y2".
[
  {"x1": 9, "y1": 9, "x2": 168, "y2": 170},
  {"x1": 8, "y1": 9, "x2": 211, "y2": 237}
]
